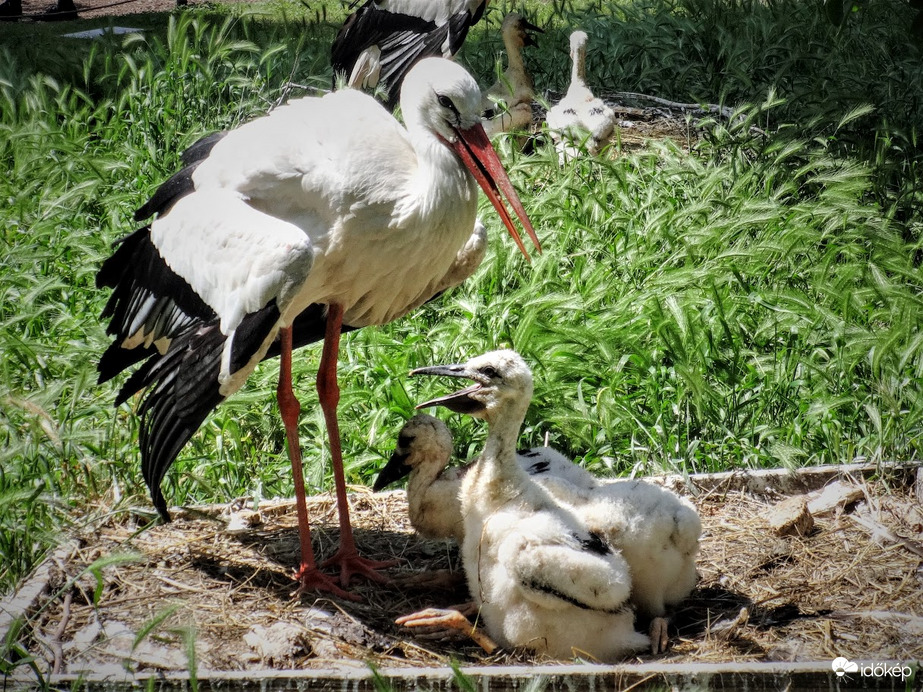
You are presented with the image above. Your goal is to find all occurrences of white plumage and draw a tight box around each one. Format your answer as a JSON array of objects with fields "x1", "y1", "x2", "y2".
[
  {"x1": 407, "y1": 351, "x2": 648, "y2": 661},
  {"x1": 96, "y1": 58, "x2": 539, "y2": 599},
  {"x1": 536, "y1": 471, "x2": 701, "y2": 653},
  {"x1": 545, "y1": 30, "x2": 616, "y2": 159}
]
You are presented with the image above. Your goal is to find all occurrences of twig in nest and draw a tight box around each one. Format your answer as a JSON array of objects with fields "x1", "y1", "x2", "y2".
[{"x1": 50, "y1": 590, "x2": 72, "y2": 675}]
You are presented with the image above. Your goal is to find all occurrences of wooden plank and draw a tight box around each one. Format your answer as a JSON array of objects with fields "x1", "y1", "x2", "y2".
[
  {"x1": 34, "y1": 660, "x2": 915, "y2": 691},
  {"x1": 0, "y1": 541, "x2": 76, "y2": 640},
  {"x1": 655, "y1": 460, "x2": 920, "y2": 497}
]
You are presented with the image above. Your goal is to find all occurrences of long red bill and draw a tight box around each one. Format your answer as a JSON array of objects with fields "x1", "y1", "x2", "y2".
[{"x1": 450, "y1": 123, "x2": 542, "y2": 261}]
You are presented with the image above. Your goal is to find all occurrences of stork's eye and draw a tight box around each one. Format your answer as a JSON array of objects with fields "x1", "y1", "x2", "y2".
[
  {"x1": 480, "y1": 366, "x2": 500, "y2": 379},
  {"x1": 437, "y1": 94, "x2": 457, "y2": 112}
]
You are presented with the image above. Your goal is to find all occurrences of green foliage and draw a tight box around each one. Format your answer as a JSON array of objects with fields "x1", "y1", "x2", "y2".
[{"x1": 1, "y1": 0, "x2": 922, "y2": 596}]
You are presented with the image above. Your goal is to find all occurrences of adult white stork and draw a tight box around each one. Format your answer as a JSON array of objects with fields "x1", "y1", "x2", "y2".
[
  {"x1": 331, "y1": 0, "x2": 489, "y2": 109},
  {"x1": 96, "y1": 57, "x2": 540, "y2": 600}
]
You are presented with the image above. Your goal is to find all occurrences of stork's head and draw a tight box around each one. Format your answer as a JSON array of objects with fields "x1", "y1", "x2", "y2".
[
  {"x1": 411, "y1": 349, "x2": 534, "y2": 424},
  {"x1": 501, "y1": 12, "x2": 543, "y2": 49},
  {"x1": 399, "y1": 58, "x2": 541, "y2": 261},
  {"x1": 401, "y1": 57, "x2": 484, "y2": 139},
  {"x1": 373, "y1": 414, "x2": 453, "y2": 491}
]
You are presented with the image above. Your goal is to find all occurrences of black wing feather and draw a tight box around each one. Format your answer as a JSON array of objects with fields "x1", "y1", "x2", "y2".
[
  {"x1": 134, "y1": 301, "x2": 281, "y2": 521},
  {"x1": 331, "y1": 2, "x2": 435, "y2": 87},
  {"x1": 96, "y1": 226, "x2": 216, "y2": 384},
  {"x1": 134, "y1": 131, "x2": 228, "y2": 221},
  {"x1": 331, "y1": 0, "x2": 485, "y2": 110}
]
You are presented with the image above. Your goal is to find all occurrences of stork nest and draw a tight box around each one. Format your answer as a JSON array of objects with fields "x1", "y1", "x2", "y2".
[{"x1": 4, "y1": 465, "x2": 923, "y2": 681}]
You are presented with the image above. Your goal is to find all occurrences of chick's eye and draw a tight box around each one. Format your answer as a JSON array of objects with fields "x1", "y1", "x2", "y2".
[{"x1": 480, "y1": 366, "x2": 500, "y2": 379}]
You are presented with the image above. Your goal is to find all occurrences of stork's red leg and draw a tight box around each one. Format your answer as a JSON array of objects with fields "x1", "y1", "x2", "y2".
[
  {"x1": 316, "y1": 303, "x2": 397, "y2": 587},
  {"x1": 277, "y1": 326, "x2": 358, "y2": 601}
]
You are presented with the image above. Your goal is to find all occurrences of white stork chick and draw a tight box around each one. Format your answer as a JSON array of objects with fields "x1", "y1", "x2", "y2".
[
  {"x1": 481, "y1": 13, "x2": 542, "y2": 137},
  {"x1": 402, "y1": 351, "x2": 649, "y2": 661},
  {"x1": 332, "y1": 0, "x2": 489, "y2": 110},
  {"x1": 545, "y1": 30, "x2": 615, "y2": 160},
  {"x1": 537, "y1": 473, "x2": 701, "y2": 654},
  {"x1": 373, "y1": 413, "x2": 466, "y2": 542},
  {"x1": 96, "y1": 58, "x2": 540, "y2": 600}
]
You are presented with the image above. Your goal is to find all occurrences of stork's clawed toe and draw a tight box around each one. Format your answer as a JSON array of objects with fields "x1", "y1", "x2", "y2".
[
  {"x1": 396, "y1": 607, "x2": 498, "y2": 654},
  {"x1": 293, "y1": 564, "x2": 361, "y2": 601},
  {"x1": 649, "y1": 616, "x2": 670, "y2": 654},
  {"x1": 321, "y1": 549, "x2": 397, "y2": 587}
]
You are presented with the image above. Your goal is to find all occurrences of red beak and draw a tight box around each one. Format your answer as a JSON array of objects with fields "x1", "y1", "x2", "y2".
[{"x1": 450, "y1": 123, "x2": 542, "y2": 261}]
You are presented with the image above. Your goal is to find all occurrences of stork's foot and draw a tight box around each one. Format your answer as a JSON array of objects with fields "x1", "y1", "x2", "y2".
[
  {"x1": 293, "y1": 564, "x2": 361, "y2": 602},
  {"x1": 396, "y1": 607, "x2": 498, "y2": 654},
  {"x1": 649, "y1": 616, "x2": 670, "y2": 654},
  {"x1": 321, "y1": 548, "x2": 397, "y2": 588}
]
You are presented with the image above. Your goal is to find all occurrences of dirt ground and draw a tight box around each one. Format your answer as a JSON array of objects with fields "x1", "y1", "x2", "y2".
[{"x1": 3, "y1": 464, "x2": 922, "y2": 682}]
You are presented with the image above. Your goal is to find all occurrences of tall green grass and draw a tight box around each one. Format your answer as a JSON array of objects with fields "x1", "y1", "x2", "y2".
[{"x1": 1, "y1": 0, "x2": 922, "y2": 594}]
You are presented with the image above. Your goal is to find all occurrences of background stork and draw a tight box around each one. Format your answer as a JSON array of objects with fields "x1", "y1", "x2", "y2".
[
  {"x1": 331, "y1": 0, "x2": 489, "y2": 109},
  {"x1": 97, "y1": 57, "x2": 539, "y2": 599}
]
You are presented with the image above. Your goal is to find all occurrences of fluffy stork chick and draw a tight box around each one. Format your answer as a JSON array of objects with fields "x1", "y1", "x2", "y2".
[
  {"x1": 373, "y1": 413, "x2": 466, "y2": 542},
  {"x1": 374, "y1": 414, "x2": 596, "y2": 543},
  {"x1": 537, "y1": 473, "x2": 701, "y2": 654},
  {"x1": 481, "y1": 13, "x2": 542, "y2": 137},
  {"x1": 403, "y1": 350, "x2": 649, "y2": 661},
  {"x1": 381, "y1": 356, "x2": 700, "y2": 654},
  {"x1": 545, "y1": 30, "x2": 615, "y2": 159}
]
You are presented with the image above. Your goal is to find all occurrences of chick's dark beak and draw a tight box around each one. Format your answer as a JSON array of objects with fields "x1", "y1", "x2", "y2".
[{"x1": 373, "y1": 449, "x2": 412, "y2": 491}]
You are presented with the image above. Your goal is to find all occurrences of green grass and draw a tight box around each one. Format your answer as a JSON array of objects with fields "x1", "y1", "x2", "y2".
[{"x1": 1, "y1": 0, "x2": 923, "y2": 596}]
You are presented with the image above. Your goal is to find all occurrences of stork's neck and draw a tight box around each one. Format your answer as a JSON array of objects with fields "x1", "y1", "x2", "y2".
[
  {"x1": 405, "y1": 127, "x2": 477, "y2": 223},
  {"x1": 408, "y1": 457, "x2": 449, "y2": 500},
  {"x1": 570, "y1": 42, "x2": 587, "y2": 88},
  {"x1": 476, "y1": 397, "x2": 531, "y2": 502},
  {"x1": 504, "y1": 35, "x2": 527, "y2": 78}
]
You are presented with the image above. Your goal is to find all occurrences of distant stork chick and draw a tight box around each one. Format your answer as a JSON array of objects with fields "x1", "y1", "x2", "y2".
[
  {"x1": 545, "y1": 30, "x2": 615, "y2": 159},
  {"x1": 332, "y1": 0, "x2": 489, "y2": 109},
  {"x1": 481, "y1": 12, "x2": 542, "y2": 137},
  {"x1": 400, "y1": 351, "x2": 649, "y2": 661}
]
